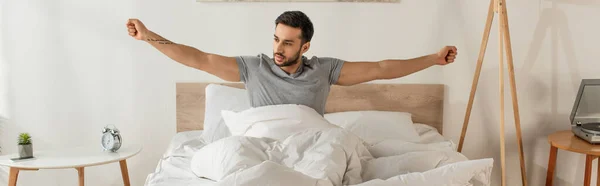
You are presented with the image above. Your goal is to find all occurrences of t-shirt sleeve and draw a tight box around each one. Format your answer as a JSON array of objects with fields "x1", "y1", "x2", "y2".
[
  {"x1": 321, "y1": 57, "x2": 345, "y2": 85},
  {"x1": 235, "y1": 55, "x2": 261, "y2": 83}
]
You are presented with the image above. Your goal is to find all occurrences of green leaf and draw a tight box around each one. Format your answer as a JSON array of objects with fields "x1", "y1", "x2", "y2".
[{"x1": 18, "y1": 133, "x2": 31, "y2": 145}]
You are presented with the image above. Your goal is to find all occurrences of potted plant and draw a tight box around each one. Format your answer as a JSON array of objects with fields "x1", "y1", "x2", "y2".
[{"x1": 18, "y1": 133, "x2": 33, "y2": 159}]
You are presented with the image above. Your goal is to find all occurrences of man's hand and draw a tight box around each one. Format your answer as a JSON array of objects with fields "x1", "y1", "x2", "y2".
[
  {"x1": 126, "y1": 19, "x2": 149, "y2": 40},
  {"x1": 436, "y1": 46, "x2": 458, "y2": 65}
]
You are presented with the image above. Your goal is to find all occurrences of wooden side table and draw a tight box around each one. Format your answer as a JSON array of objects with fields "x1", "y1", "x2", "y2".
[
  {"x1": 546, "y1": 130, "x2": 600, "y2": 186},
  {"x1": 0, "y1": 144, "x2": 142, "y2": 186}
]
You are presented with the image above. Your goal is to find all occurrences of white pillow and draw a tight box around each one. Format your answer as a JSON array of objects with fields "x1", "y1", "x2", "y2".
[
  {"x1": 324, "y1": 111, "x2": 421, "y2": 144},
  {"x1": 414, "y1": 123, "x2": 437, "y2": 135},
  {"x1": 221, "y1": 104, "x2": 338, "y2": 141},
  {"x1": 202, "y1": 84, "x2": 250, "y2": 143}
]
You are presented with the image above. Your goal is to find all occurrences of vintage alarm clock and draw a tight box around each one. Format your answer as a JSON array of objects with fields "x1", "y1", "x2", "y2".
[{"x1": 101, "y1": 125, "x2": 122, "y2": 152}]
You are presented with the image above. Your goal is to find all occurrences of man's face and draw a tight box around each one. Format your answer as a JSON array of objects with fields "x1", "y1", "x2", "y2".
[{"x1": 273, "y1": 24, "x2": 308, "y2": 67}]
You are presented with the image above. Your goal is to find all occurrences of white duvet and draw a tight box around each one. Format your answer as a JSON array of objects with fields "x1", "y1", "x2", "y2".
[{"x1": 183, "y1": 105, "x2": 493, "y2": 186}]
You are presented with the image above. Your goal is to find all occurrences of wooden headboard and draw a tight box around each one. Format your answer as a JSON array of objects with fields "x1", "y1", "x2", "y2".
[{"x1": 176, "y1": 83, "x2": 444, "y2": 133}]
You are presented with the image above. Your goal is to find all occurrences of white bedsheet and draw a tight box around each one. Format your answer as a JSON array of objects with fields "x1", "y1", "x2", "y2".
[
  {"x1": 145, "y1": 124, "x2": 491, "y2": 186},
  {"x1": 144, "y1": 130, "x2": 215, "y2": 186}
]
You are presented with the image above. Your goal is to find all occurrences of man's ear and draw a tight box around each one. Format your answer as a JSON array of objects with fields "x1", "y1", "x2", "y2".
[{"x1": 301, "y1": 42, "x2": 310, "y2": 53}]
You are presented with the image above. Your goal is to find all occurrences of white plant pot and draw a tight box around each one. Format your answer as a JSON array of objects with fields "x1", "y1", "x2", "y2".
[{"x1": 18, "y1": 144, "x2": 33, "y2": 158}]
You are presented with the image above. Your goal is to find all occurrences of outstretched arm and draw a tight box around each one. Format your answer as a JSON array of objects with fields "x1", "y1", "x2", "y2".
[
  {"x1": 127, "y1": 19, "x2": 240, "y2": 82},
  {"x1": 335, "y1": 46, "x2": 458, "y2": 86}
]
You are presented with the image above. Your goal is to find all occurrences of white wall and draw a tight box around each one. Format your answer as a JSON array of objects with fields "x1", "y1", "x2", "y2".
[
  {"x1": 1, "y1": 0, "x2": 444, "y2": 185},
  {"x1": 0, "y1": 0, "x2": 7, "y2": 122},
  {"x1": 442, "y1": 0, "x2": 600, "y2": 186},
  {"x1": 0, "y1": 0, "x2": 10, "y2": 183},
  {"x1": 0, "y1": 0, "x2": 7, "y2": 119}
]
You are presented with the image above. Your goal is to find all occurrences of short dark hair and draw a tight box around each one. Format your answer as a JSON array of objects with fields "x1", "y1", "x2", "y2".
[{"x1": 275, "y1": 11, "x2": 314, "y2": 44}]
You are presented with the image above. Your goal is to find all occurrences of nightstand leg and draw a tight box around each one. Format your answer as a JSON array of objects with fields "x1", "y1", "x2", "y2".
[
  {"x1": 119, "y1": 160, "x2": 131, "y2": 186},
  {"x1": 585, "y1": 155, "x2": 594, "y2": 186},
  {"x1": 546, "y1": 146, "x2": 558, "y2": 186},
  {"x1": 76, "y1": 167, "x2": 84, "y2": 186},
  {"x1": 8, "y1": 167, "x2": 19, "y2": 186},
  {"x1": 597, "y1": 156, "x2": 600, "y2": 186}
]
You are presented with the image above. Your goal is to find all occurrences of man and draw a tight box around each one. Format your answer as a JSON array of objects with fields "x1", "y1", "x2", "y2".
[{"x1": 126, "y1": 11, "x2": 457, "y2": 115}]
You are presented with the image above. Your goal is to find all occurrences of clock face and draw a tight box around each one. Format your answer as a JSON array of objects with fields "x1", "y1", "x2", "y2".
[{"x1": 102, "y1": 133, "x2": 114, "y2": 150}]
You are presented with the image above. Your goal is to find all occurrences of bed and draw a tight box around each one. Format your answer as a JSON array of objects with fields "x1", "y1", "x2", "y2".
[{"x1": 144, "y1": 83, "x2": 493, "y2": 186}]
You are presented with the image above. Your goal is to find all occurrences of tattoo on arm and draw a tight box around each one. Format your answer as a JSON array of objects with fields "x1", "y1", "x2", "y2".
[{"x1": 147, "y1": 38, "x2": 175, "y2": 44}]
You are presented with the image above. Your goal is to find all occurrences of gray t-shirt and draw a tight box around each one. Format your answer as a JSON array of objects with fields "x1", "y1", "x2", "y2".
[{"x1": 235, "y1": 53, "x2": 345, "y2": 115}]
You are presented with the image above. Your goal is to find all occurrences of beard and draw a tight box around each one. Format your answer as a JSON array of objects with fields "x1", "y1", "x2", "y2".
[{"x1": 274, "y1": 48, "x2": 302, "y2": 67}]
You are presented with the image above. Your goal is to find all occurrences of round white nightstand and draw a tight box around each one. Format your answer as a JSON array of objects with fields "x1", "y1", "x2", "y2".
[{"x1": 0, "y1": 144, "x2": 142, "y2": 186}]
